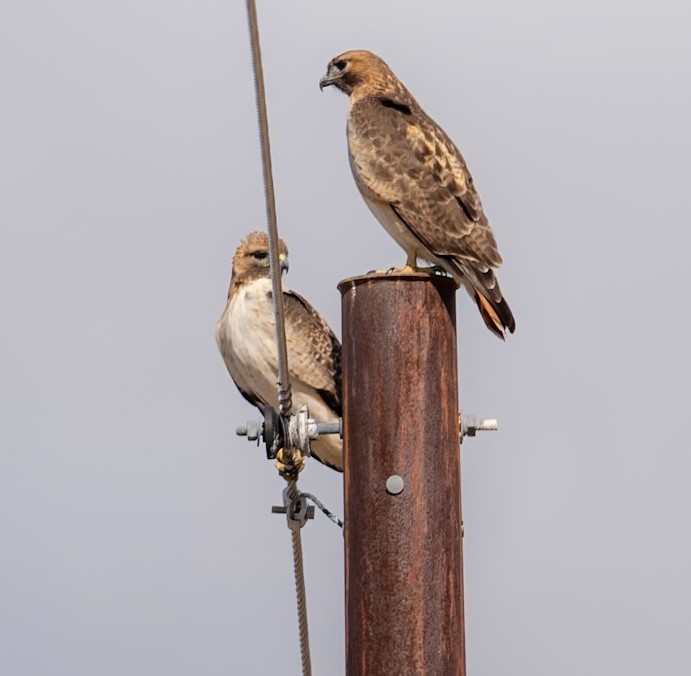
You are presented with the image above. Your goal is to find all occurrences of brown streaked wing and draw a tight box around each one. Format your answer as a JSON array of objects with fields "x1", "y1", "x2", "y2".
[
  {"x1": 282, "y1": 290, "x2": 342, "y2": 416},
  {"x1": 350, "y1": 97, "x2": 502, "y2": 269}
]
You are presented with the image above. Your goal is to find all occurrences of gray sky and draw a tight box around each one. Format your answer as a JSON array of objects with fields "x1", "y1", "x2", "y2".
[{"x1": 1, "y1": 0, "x2": 690, "y2": 674}]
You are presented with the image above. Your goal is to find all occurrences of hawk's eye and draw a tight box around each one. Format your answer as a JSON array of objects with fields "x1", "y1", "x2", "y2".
[
  {"x1": 252, "y1": 251, "x2": 268, "y2": 261},
  {"x1": 334, "y1": 59, "x2": 348, "y2": 71}
]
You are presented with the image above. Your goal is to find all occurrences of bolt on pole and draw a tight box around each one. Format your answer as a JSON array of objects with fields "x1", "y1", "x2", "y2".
[{"x1": 339, "y1": 271, "x2": 465, "y2": 676}]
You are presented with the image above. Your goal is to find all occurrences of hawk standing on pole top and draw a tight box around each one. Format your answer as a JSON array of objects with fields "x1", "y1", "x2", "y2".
[
  {"x1": 216, "y1": 232, "x2": 343, "y2": 471},
  {"x1": 320, "y1": 50, "x2": 515, "y2": 339}
]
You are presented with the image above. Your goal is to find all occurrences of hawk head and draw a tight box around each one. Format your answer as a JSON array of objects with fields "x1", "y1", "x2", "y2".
[
  {"x1": 319, "y1": 50, "x2": 401, "y2": 98},
  {"x1": 230, "y1": 231, "x2": 289, "y2": 289}
]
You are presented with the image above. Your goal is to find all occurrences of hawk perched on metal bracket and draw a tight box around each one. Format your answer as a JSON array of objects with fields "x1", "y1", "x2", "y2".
[
  {"x1": 216, "y1": 232, "x2": 343, "y2": 471},
  {"x1": 320, "y1": 50, "x2": 515, "y2": 339}
]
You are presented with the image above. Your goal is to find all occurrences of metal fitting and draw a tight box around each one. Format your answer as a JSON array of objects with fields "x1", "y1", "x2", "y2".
[
  {"x1": 287, "y1": 404, "x2": 312, "y2": 456},
  {"x1": 236, "y1": 406, "x2": 343, "y2": 461},
  {"x1": 385, "y1": 475, "x2": 405, "y2": 495},
  {"x1": 271, "y1": 485, "x2": 315, "y2": 530},
  {"x1": 307, "y1": 419, "x2": 342, "y2": 439},
  {"x1": 460, "y1": 414, "x2": 499, "y2": 438},
  {"x1": 236, "y1": 419, "x2": 261, "y2": 443}
]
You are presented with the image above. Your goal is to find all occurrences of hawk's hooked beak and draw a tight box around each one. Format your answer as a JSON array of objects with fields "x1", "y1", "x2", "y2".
[
  {"x1": 319, "y1": 75, "x2": 336, "y2": 91},
  {"x1": 319, "y1": 65, "x2": 341, "y2": 91},
  {"x1": 279, "y1": 252, "x2": 289, "y2": 274}
]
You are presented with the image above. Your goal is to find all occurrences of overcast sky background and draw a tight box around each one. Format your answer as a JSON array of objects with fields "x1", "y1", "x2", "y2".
[{"x1": 2, "y1": 1, "x2": 690, "y2": 674}]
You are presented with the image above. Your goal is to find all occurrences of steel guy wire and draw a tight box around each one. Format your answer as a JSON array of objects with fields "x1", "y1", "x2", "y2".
[
  {"x1": 245, "y1": 3, "x2": 310, "y2": 675},
  {"x1": 245, "y1": 0, "x2": 292, "y2": 417},
  {"x1": 294, "y1": 492, "x2": 344, "y2": 529}
]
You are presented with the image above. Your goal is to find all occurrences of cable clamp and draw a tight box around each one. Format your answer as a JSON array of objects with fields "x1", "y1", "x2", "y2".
[{"x1": 271, "y1": 486, "x2": 315, "y2": 530}]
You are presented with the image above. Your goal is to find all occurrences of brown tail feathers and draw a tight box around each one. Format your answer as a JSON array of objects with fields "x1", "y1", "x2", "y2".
[
  {"x1": 474, "y1": 290, "x2": 515, "y2": 340},
  {"x1": 445, "y1": 255, "x2": 516, "y2": 339}
]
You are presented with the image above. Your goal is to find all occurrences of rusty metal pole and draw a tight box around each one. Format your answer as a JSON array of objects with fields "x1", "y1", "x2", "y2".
[{"x1": 339, "y1": 271, "x2": 465, "y2": 676}]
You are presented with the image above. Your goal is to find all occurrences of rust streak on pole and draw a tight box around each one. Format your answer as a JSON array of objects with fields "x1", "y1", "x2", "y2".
[{"x1": 339, "y1": 271, "x2": 465, "y2": 676}]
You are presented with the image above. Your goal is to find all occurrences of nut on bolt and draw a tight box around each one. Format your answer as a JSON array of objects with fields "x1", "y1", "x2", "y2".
[
  {"x1": 236, "y1": 420, "x2": 261, "y2": 443},
  {"x1": 460, "y1": 414, "x2": 498, "y2": 438}
]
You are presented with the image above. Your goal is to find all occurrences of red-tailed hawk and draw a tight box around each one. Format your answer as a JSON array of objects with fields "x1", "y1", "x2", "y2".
[
  {"x1": 216, "y1": 232, "x2": 343, "y2": 471},
  {"x1": 320, "y1": 50, "x2": 515, "y2": 339}
]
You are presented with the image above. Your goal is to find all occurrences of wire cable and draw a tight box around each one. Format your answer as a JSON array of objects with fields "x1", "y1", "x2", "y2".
[
  {"x1": 245, "y1": 3, "x2": 310, "y2": 674},
  {"x1": 245, "y1": 0, "x2": 292, "y2": 416},
  {"x1": 295, "y1": 492, "x2": 344, "y2": 529}
]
